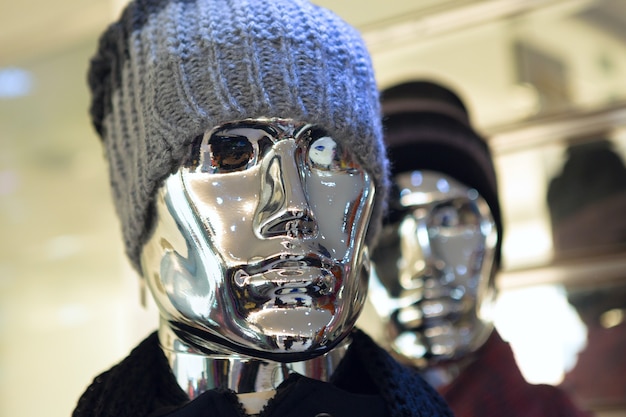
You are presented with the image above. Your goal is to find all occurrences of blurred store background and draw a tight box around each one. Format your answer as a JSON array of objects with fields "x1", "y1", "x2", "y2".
[{"x1": 1, "y1": 0, "x2": 626, "y2": 416}]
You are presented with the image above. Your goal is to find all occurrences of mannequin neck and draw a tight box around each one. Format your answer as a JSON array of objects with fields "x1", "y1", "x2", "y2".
[
  {"x1": 419, "y1": 355, "x2": 477, "y2": 390},
  {"x1": 157, "y1": 319, "x2": 349, "y2": 412}
]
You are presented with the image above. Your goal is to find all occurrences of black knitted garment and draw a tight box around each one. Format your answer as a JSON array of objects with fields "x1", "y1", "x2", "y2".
[{"x1": 72, "y1": 330, "x2": 453, "y2": 417}]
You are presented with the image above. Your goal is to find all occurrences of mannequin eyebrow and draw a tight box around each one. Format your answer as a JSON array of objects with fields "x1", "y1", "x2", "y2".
[
  {"x1": 215, "y1": 127, "x2": 276, "y2": 143},
  {"x1": 213, "y1": 125, "x2": 317, "y2": 146}
]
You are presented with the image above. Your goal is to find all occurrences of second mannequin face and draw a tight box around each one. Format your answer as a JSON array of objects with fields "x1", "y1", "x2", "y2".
[
  {"x1": 369, "y1": 170, "x2": 497, "y2": 365},
  {"x1": 141, "y1": 118, "x2": 374, "y2": 360}
]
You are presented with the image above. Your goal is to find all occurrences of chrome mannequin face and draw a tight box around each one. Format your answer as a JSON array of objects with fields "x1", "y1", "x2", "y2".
[
  {"x1": 141, "y1": 118, "x2": 375, "y2": 361},
  {"x1": 369, "y1": 170, "x2": 497, "y2": 367}
]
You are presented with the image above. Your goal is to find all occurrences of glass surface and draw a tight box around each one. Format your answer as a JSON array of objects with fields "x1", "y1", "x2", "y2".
[{"x1": 368, "y1": 0, "x2": 626, "y2": 129}]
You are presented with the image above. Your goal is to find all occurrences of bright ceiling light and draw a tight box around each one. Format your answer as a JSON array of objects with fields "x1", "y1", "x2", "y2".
[{"x1": 0, "y1": 67, "x2": 33, "y2": 98}]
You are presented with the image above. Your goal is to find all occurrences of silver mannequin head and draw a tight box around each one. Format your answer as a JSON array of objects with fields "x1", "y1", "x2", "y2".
[
  {"x1": 368, "y1": 169, "x2": 497, "y2": 367},
  {"x1": 141, "y1": 118, "x2": 375, "y2": 362}
]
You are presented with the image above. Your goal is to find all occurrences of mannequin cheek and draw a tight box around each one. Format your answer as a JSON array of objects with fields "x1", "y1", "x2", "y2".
[
  {"x1": 157, "y1": 244, "x2": 219, "y2": 321},
  {"x1": 141, "y1": 224, "x2": 222, "y2": 324}
]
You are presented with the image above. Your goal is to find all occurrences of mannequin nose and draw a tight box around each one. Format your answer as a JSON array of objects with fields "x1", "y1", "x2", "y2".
[
  {"x1": 255, "y1": 140, "x2": 317, "y2": 239},
  {"x1": 399, "y1": 216, "x2": 431, "y2": 290}
]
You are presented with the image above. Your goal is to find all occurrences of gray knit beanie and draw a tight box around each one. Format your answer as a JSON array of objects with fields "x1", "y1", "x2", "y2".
[{"x1": 88, "y1": 0, "x2": 388, "y2": 273}]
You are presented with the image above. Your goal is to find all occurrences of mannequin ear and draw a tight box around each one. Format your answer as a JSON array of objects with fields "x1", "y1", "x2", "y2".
[
  {"x1": 361, "y1": 245, "x2": 371, "y2": 276},
  {"x1": 140, "y1": 277, "x2": 147, "y2": 308}
]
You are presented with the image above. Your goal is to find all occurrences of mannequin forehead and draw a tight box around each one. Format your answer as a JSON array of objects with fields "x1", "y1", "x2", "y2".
[
  {"x1": 393, "y1": 170, "x2": 479, "y2": 207},
  {"x1": 208, "y1": 118, "x2": 309, "y2": 139},
  {"x1": 200, "y1": 118, "x2": 340, "y2": 147}
]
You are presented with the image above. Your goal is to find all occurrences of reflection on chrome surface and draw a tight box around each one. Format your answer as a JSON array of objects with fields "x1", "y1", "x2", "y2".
[
  {"x1": 369, "y1": 170, "x2": 497, "y2": 367},
  {"x1": 141, "y1": 118, "x2": 374, "y2": 362}
]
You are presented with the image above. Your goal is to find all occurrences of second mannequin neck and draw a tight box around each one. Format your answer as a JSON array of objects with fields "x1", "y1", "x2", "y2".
[{"x1": 419, "y1": 356, "x2": 476, "y2": 390}]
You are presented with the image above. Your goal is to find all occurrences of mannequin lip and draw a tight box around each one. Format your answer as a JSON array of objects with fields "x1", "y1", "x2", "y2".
[
  {"x1": 400, "y1": 279, "x2": 468, "y2": 300},
  {"x1": 393, "y1": 297, "x2": 467, "y2": 328},
  {"x1": 233, "y1": 254, "x2": 337, "y2": 284},
  {"x1": 233, "y1": 265, "x2": 337, "y2": 295},
  {"x1": 230, "y1": 255, "x2": 340, "y2": 306}
]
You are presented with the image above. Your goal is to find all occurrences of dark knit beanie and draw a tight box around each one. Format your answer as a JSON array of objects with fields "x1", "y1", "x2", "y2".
[
  {"x1": 381, "y1": 80, "x2": 503, "y2": 266},
  {"x1": 88, "y1": 0, "x2": 388, "y2": 272}
]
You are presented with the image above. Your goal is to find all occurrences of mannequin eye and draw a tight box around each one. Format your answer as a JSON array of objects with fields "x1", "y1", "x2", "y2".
[
  {"x1": 207, "y1": 134, "x2": 256, "y2": 173},
  {"x1": 304, "y1": 131, "x2": 359, "y2": 172},
  {"x1": 430, "y1": 200, "x2": 480, "y2": 229},
  {"x1": 308, "y1": 136, "x2": 338, "y2": 168},
  {"x1": 431, "y1": 205, "x2": 460, "y2": 228}
]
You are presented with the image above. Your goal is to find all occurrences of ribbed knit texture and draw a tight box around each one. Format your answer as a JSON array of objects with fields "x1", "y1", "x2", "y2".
[
  {"x1": 72, "y1": 330, "x2": 454, "y2": 417},
  {"x1": 72, "y1": 332, "x2": 189, "y2": 417},
  {"x1": 88, "y1": 0, "x2": 388, "y2": 272},
  {"x1": 334, "y1": 330, "x2": 455, "y2": 417}
]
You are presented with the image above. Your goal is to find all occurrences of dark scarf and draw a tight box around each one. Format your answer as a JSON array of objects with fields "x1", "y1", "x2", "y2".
[{"x1": 73, "y1": 329, "x2": 453, "y2": 417}]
